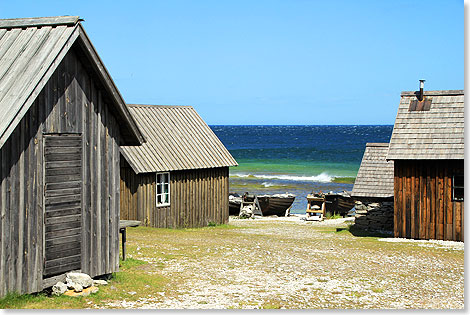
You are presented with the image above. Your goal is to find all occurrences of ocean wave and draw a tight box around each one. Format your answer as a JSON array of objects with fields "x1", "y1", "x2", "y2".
[
  {"x1": 231, "y1": 172, "x2": 335, "y2": 183},
  {"x1": 261, "y1": 182, "x2": 275, "y2": 187}
]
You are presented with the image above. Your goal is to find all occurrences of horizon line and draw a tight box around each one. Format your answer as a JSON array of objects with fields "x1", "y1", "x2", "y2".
[{"x1": 207, "y1": 124, "x2": 394, "y2": 126}]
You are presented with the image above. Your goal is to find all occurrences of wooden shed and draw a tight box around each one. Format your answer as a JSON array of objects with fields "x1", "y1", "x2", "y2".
[
  {"x1": 387, "y1": 89, "x2": 464, "y2": 241},
  {"x1": 352, "y1": 143, "x2": 394, "y2": 201},
  {"x1": 120, "y1": 104, "x2": 238, "y2": 228},
  {"x1": 351, "y1": 143, "x2": 394, "y2": 231},
  {"x1": 0, "y1": 16, "x2": 145, "y2": 297}
]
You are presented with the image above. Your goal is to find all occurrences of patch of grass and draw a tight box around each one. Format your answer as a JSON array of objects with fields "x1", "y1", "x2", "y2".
[
  {"x1": 324, "y1": 212, "x2": 342, "y2": 220},
  {"x1": 332, "y1": 177, "x2": 356, "y2": 184},
  {"x1": 262, "y1": 302, "x2": 283, "y2": 309},
  {"x1": 0, "y1": 257, "x2": 167, "y2": 309},
  {"x1": 0, "y1": 292, "x2": 49, "y2": 309},
  {"x1": 371, "y1": 288, "x2": 384, "y2": 293},
  {"x1": 120, "y1": 257, "x2": 146, "y2": 269}
]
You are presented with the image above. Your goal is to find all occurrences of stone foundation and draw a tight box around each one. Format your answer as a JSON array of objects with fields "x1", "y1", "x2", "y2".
[{"x1": 354, "y1": 200, "x2": 393, "y2": 232}]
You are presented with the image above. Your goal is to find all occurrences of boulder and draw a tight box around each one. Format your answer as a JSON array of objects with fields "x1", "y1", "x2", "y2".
[
  {"x1": 52, "y1": 281, "x2": 68, "y2": 296},
  {"x1": 93, "y1": 279, "x2": 108, "y2": 286},
  {"x1": 71, "y1": 283, "x2": 83, "y2": 293},
  {"x1": 66, "y1": 272, "x2": 93, "y2": 289},
  {"x1": 239, "y1": 206, "x2": 254, "y2": 219}
]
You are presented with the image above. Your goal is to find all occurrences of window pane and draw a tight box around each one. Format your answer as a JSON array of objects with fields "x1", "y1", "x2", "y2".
[
  {"x1": 157, "y1": 184, "x2": 161, "y2": 194},
  {"x1": 157, "y1": 194, "x2": 162, "y2": 204},
  {"x1": 164, "y1": 194, "x2": 169, "y2": 204},
  {"x1": 455, "y1": 175, "x2": 464, "y2": 187},
  {"x1": 163, "y1": 184, "x2": 169, "y2": 193},
  {"x1": 157, "y1": 174, "x2": 161, "y2": 183},
  {"x1": 454, "y1": 188, "x2": 464, "y2": 201}
]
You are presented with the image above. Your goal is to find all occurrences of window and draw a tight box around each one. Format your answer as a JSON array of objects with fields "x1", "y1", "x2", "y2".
[
  {"x1": 156, "y1": 172, "x2": 170, "y2": 206},
  {"x1": 453, "y1": 174, "x2": 464, "y2": 201}
]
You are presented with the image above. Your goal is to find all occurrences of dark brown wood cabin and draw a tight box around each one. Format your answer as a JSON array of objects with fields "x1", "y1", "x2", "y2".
[
  {"x1": 387, "y1": 89, "x2": 464, "y2": 241},
  {"x1": 0, "y1": 16, "x2": 145, "y2": 297},
  {"x1": 120, "y1": 105, "x2": 238, "y2": 228}
]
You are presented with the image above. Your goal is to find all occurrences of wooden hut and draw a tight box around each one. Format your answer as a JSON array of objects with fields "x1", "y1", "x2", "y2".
[
  {"x1": 387, "y1": 89, "x2": 464, "y2": 241},
  {"x1": 0, "y1": 16, "x2": 145, "y2": 297},
  {"x1": 351, "y1": 143, "x2": 394, "y2": 231},
  {"x1": 120, "y1": 105, "x2": 238, "y2": 228},
  {"x1": 352, "y1": 143, "x2": 394, "y2": 201}
]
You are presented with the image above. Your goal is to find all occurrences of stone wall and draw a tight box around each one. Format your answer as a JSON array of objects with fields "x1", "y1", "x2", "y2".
[{"x1": 354, "y1": 199, "x2": 393, "y2": 232}]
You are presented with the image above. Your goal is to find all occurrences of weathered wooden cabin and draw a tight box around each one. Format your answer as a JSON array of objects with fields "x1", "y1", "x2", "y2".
[
  {"x1": 120, "y1": 105, "x2": 238, "y2": 228},
  {"x1": 351, "y1": 143, "x2": 394, "y2": 231},
  {"x1": 352, "y1": 143, "x2": 394, "y2": 202},
  {"x1": 387, "y1": 89, "x2": 464, "y2": 241},
  {"x1": 0, "y1": 16, "x2": 145, "y2": 297}
]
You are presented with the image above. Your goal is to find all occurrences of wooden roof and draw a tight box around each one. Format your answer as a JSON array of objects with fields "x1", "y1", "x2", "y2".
[
  {"x1": 0, "y1": 16, "x2": 145, "y2": 148},
  {"x1": 387, "y1": 90, "x2": 464, "y2": 160},
  {"x1": 351, "y1": 143, "x2": 394, "y2": 198},
  {"x1": 121, "y1": 105, "x2": 238, "y2": 174}
]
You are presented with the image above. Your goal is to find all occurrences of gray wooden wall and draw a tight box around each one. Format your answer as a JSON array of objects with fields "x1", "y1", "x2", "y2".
[
  {"x1": 120, "y1": 164, "x2": 229, "y2": 228},
  {"x1": 0, "y1": 46, "x2": 121, "y2": 297}
]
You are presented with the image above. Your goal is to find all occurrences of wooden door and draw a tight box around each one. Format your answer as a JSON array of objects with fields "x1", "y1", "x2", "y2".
[{"x1": 43, "y1": 134, "x2": 82, "y2": 277}]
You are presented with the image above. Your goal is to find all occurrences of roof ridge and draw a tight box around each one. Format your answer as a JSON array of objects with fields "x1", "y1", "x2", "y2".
[
  {"x1": 0, "y1": 16, "x2": 81, "y2": 29},
  {"x1": 128, "y1": 104, "x2": 193, "y2": 109}
]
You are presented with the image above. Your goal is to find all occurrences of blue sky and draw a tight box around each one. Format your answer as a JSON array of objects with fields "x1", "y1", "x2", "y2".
[{"x1": 1, "y1": 0, "x2": 463, "y2": 125}]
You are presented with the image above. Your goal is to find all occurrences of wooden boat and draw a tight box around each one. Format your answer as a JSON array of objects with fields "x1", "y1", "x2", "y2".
[
  {"x1": 229, "y1": 193, "x2": 242, "y2": 215},
  {"x1": 256, "y1": 193, "x2": 296, "y2": 216},
  {"x1": 323, "y1": 191, "x2": 355, "y2": 216}
]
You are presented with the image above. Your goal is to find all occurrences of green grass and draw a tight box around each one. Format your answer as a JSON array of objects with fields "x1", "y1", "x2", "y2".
[
  {"x1": 324, "y1": 212, "x2": 342, "y2": 219},
  {"x1": 0, "y1": 257, "x2": 167, "y2": 309},
  {"x1": 332, "y1": 177, "x2": 356, "y2": 184}
]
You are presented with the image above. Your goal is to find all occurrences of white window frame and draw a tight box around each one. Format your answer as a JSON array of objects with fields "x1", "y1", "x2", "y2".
[{"x1": 156, "y1": 172, "x2": 170, "y2": 207}]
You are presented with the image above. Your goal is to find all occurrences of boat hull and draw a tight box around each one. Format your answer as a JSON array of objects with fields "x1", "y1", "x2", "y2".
[
  {"x1": 257, "y1": 196, "x2": 295, "y2": 216},
  {"x1": 324, "y1": 194, "x2": 355, "y2": 216},
  {"x1": 229, "y1": 200, "x2": 241, "y2": 216}
]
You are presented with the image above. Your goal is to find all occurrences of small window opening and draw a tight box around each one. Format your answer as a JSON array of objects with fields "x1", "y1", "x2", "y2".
[
  {"x1": 453, "y1": 174, "x2": 464, "y2": 201},
  {"x1": 156, "y1": 172, "x2": 170, "y2": 206}
]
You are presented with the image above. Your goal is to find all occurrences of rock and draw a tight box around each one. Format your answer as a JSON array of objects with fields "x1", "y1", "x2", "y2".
[
  {"x1": 52, "y1": 281, "x2": 68, "y2": 296},
  {"x1": 66, "y1": 272, "x2": 93, "y2": 289},
  {"x1": 72, "y1": 283, "x2": 83, "y2": 292},
  {"x1": 239, "y1": 206, "x2": 254, "y2": 219},
  {"x1": 93, "y1": 279, "x2": 108, "y2": 286},
  {"x1": 63, "y1": 286, "x2": 99, "y2": 297}
]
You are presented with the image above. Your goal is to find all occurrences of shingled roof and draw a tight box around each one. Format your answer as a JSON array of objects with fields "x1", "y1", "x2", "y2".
[
  {"x1": 352, "y1": 143, "x2": 394, "y2": 198},
  {"x1": 0, "y1": 16, "x2": 145, "y2": 148},
  {"x1": 120, "y1": 105, "x2": 238, "y2": 174},
  {"x1": 387, "y1": 90, "x2": 464, "y2": 160}
]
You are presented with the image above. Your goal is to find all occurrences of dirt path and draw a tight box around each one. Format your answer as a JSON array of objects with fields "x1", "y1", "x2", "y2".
[{"x1": 103, "y1": 217, "x2": 464, "y2": 309}]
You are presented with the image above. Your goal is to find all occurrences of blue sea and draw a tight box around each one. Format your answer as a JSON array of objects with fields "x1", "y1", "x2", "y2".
[{"x1": 211, "y1": 125, "x2": 393, "y2": 214}]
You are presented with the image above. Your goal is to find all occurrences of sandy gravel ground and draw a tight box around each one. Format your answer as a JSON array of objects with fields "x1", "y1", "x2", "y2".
[{"x1": 102, "y1": 217, "x2": 464, "y2": 309}]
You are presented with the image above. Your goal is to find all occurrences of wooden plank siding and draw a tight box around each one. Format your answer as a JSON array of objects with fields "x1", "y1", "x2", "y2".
[
  {"x1": 0, "y1": 47, "x2": 122, "y2": 297},
  {"x1": 120, "y1": 164, "x2": 229, "y2": 228},
  {"x1": 394, "y1": 160, "x2": 464, "y2": 242}
]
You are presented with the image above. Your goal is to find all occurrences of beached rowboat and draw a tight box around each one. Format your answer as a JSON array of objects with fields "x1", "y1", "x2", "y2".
[
  {"x1": 257, "y1": 193, "x2": 296, "y2": 216},
  {"x1": 323, "y1": 191, "x2": 355, "y2": 216},
  {"x1": 229, "y1": 193, "x2": 243, "y2": 215}
]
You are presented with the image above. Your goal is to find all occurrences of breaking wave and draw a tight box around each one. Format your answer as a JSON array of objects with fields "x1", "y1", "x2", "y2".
[{"x1": 231, "y1": 172, "x2": 334, "y2": 183}]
